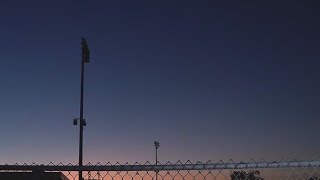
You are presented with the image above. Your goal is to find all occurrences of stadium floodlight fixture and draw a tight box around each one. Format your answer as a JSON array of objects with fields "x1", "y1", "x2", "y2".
[{"x1": 154, "y1": 141, "x2": 160, "y2": 149}]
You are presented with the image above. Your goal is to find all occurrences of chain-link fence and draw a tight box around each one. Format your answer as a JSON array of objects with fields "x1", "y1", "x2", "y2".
[{"x1": 1, "y1": 159, "x2": 319, "y2": 180}]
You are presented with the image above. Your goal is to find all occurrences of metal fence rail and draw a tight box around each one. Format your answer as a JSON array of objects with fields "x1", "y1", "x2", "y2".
[
  {"x1": 0, "y1": 160, "x2": 319, "y2": 171},
  {"x1": 1, "y1": 160, "x2": 319, "y2": 180}
]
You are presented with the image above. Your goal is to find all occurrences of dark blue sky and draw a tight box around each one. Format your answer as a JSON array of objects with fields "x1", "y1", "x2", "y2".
[{"x1": 0, "y1": 1, "x2": 319, "y2": 164}]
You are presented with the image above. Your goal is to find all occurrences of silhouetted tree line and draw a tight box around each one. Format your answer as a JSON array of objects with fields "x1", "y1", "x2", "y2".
[
  {"x1": 231, "y1": 171, "x2": 263, "y2": 180},
  {"x1": 231, "y1": 171, "x2": 319, "y2": 180}
]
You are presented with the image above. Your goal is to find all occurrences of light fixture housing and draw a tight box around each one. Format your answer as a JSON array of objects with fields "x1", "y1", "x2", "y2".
[{"x1": 73, "y1": 119, "x2": 78, "y2": 125}]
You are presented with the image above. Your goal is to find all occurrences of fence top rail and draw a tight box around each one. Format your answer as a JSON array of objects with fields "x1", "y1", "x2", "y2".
[{"x1": 0, "y1": 160, "x2": 319, "y2": 171}]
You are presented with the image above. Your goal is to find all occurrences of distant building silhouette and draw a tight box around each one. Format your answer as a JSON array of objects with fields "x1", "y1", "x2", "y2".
[
  {"x1": 0, "y1": 171, "x2": 69, "y2": 180},
  {"x1": 231, "y1": 171, "x2": 263, "y2": 180}
]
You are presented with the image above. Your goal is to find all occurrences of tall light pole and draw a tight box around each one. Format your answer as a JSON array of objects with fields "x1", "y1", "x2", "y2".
[
  {"x1": 154, "y1": 141, "x2": 160, "y2": 180},
  {"x1": 74, "y1": 37, "x2": 90, "y2": 180}
]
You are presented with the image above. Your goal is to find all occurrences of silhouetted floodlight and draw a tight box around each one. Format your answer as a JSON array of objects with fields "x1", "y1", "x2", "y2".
[
  {"x1": 154, "y1": 141, "x2": 160, "y2": 180},
  {"x1": 81, "y1": 37, "x2": 90, "y2": 63},
  {"x1": 154, "y1": 141, "x2": 160, "y2": 149},
  {"x1": 76, "y1": 37, "x2": 90, "y2": 180}
]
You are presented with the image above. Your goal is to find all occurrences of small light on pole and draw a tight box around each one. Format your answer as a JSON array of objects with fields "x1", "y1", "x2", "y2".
[
  {"x1": 73, "y1": 118, "x2": 78, "y2": 125},
  {"x1": 73, "y1": 118, "x2": 87, "y2": 126}
]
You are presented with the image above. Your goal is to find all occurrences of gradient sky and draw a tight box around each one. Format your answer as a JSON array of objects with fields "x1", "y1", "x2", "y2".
[{"x1": 0, "y1": 1, "x2": 319, "y2": 165}]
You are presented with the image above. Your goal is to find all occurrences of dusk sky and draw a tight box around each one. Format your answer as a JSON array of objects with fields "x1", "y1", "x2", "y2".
[{"x1": 0, "y1": 1, "x2": 319, "y2": 165}]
